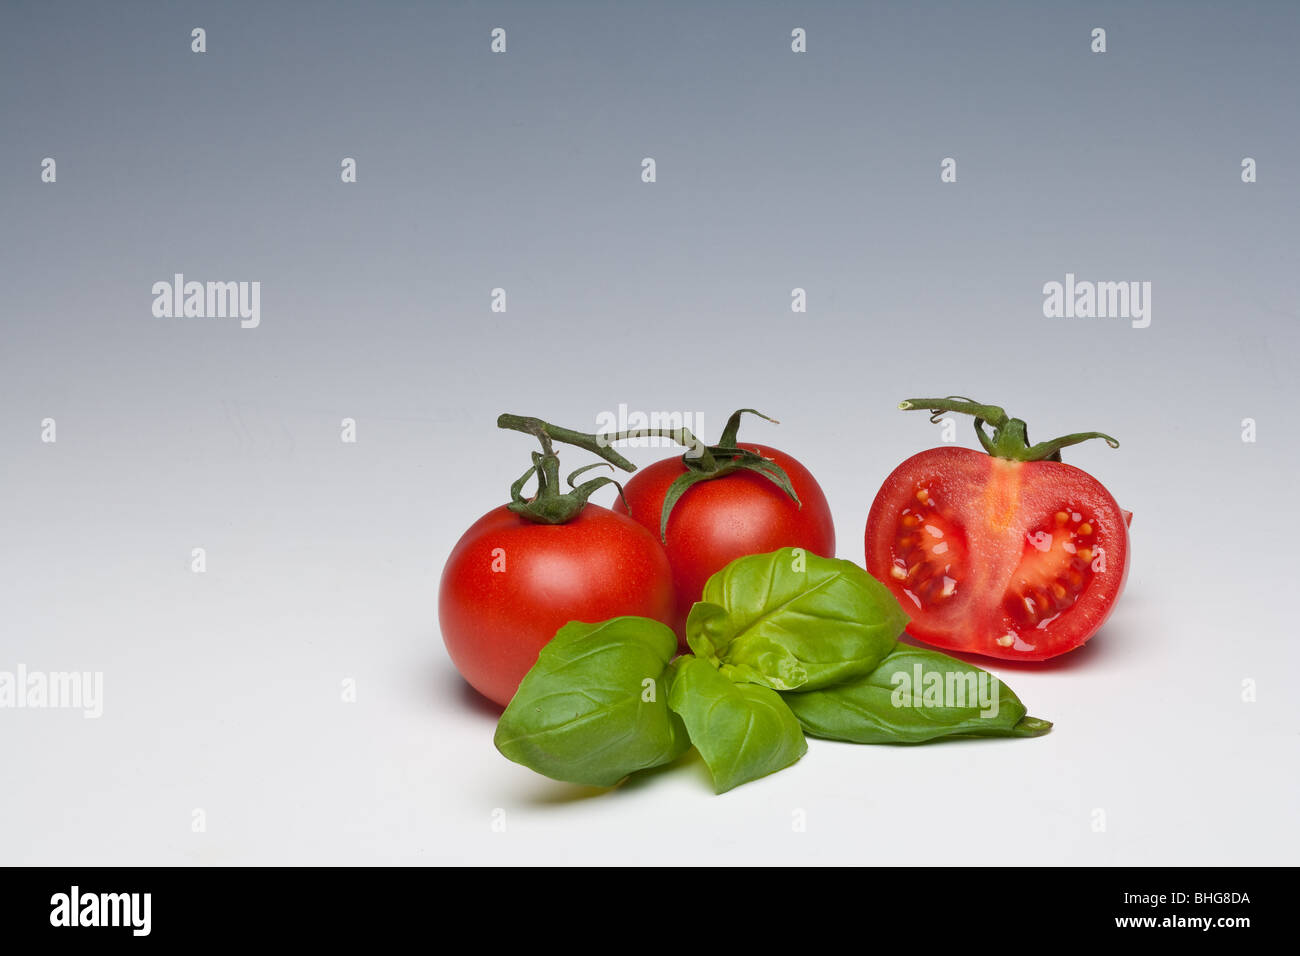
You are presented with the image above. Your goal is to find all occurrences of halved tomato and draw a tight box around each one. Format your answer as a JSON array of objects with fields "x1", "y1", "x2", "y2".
[{"x1": 865, "y1": 399, "x2": 1130, "y2": 661}]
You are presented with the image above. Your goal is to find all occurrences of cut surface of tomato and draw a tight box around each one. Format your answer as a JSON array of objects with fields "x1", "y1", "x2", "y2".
[{"x1": 866, "y1": 447, "x2": 1129, "y2": 661}]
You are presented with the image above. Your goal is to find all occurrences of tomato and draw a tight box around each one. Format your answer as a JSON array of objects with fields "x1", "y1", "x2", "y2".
[
  {"x1": 614, "y1": 442, "x2": 835, "y2": 640},
  {"x1": 865, "y1": 398, "x2": 1130, "y2": 661},
  {"x1": 441, "y1": 414, "x2": 678, "y2": 707},
  {"x1": 440, "y1": 503, "x2": 675, "y2": 707}
]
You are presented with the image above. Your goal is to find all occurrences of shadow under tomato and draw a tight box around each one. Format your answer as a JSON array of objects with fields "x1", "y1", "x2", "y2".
[{"x1": 453, "y1": 677, "x2": 505, "y2": 719}]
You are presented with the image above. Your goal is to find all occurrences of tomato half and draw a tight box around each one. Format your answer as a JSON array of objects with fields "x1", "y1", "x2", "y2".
[
  {"x1": 614, "y1": 443, "x2": 836, "y2": 640},
  {"x1": 865, "y1": 446, "x2": 1129, "y2": 661},
  {"x1": 439, "y1": 503, "x2": 675, "y2": 707}
]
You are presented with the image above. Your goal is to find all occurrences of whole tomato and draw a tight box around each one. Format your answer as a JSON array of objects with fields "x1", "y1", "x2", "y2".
[
  {"x1": 610, "y1": 410, "x2": 835, "y2": 641},
  {"x1": 865, "y1": 397, "x2": 1131, "y2": 662},
  {"x1": 439, "y1": 416, "x2": 676, "y2": 707},
  {"x1": 440, "y1": 504, "x2": 674, "y2": 707}
]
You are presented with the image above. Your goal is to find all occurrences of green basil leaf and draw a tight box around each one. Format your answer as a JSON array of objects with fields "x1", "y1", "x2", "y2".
[
  {"x1": 782, "y1": 644, "x2": 1053, "y2": 744},
  {"x1": 494, "y1": 617, "x2": 690, "y2": 787},
  {"x1": 667, "y1": 656, "x2": 807, "y2": 793},
  {"x1": 685, "y1": 547, "x2": 907, "y2": 691}
]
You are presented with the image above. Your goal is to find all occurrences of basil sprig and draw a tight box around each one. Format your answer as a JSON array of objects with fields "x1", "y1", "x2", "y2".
[
  {"x1": 686, "y1": 548, "x2": 906, "y2": 691},
  {"x1": 494, "y1": 617, "x2": 689, "y2": 787},
  {"x1": 667, "y1": 656, "x2": 807, "y2": 793},
  {"x1": 493, "y1": 549, "x2": 1052, "y2": 794},
  {"x1": 782, "y1": 644, "x2": 1052, "y2": 745}
]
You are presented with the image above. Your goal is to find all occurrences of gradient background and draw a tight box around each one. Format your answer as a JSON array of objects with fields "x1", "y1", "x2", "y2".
[{"x1": 2, "y1": 0, "x2": 1296, "y2": 865}]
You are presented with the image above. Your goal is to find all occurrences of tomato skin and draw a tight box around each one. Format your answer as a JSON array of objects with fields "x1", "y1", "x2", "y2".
[
  {"x1": 614, "y1": 443, "x2": 836, "y2": 641},
  {"x1": 439, "y1": 504, "x2": 675, "y2": 707},
  {"x1": 865, "y1": 447, "x2": 1129, "y2": 661}
]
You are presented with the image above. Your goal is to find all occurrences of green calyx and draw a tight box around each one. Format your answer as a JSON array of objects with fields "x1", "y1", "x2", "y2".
[
  {"x1": 598, "y1": 408, "x2": 801, "y2": 542},
  {"x1": 496, "y1": 414, "x2": 636, "y2": 524},
  {"x1": 899, "y1": 396, "x2": 1119, "y2": 463}
]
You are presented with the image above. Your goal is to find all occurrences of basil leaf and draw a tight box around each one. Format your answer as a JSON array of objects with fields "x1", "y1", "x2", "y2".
[
  {"x1": 494, "y1": 617, "x2": 690, "y2": 787},
  {"x1": 685, "y1": 548, "x2": 907, "y2": 691},
  {"x1": 782, "y1": 644, "x2": 1053, "y2": 744},
  {"x1": 667, "y1": 656, "x2": 807, "y2": 793}
]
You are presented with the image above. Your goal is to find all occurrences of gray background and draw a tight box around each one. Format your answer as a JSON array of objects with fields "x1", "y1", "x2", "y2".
[{"x1": 1, "y1": 1, "x2": 1296, "y2": 864}]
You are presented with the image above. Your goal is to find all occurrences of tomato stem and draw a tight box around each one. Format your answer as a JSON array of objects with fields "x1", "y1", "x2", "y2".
[
  {"x1": 497, "y1": 414, "x2": 637, "y2": 472},
  {"x1": 496, "y1": 414, "x2": 638, "y2": 524},
  {"x1": 900, "y1": 397, "x2": 1119, "y2": 463},
  {"x1": 596, "y1": 424, "x2": 717, "y2": 469},
  {"x1": 597, "y1": 408, "x2": 801, "y2": 542}
]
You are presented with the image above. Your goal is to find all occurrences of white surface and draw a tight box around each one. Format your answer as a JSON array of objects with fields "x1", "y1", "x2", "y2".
[
  {"x1": 2, "y1": 415, "x2": 1294, "y2": 866},
  {"x1": 2, "y1": 0, "x2": 1297, "y2": 866}
]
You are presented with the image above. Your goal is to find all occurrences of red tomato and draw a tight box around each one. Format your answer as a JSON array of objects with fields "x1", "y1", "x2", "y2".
[
  {"x1": 439, "y1": 503, "x2": 675, "y2": 707},
  {"x1": 865, "y1": 446, "x2": 1129, "y2": 661},
  {"x1": 614, "y1": 443, "x2": 836, "y2": 640}
]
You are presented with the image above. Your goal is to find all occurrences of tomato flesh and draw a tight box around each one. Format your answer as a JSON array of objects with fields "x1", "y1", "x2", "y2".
[
  {"x1": 439, "y1": 503, "x2": 676, "y2": 706},
  {"x1": 866, "y1": 448, "x2": 1129, "y2": 660}
]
